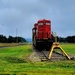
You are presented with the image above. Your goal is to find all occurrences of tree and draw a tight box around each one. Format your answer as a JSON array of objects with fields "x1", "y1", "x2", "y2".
[
  {"x1": 7, "y1": 36, "x2": 27, "y2": 43},
  {"x1": 66, "y1": 36, "x2": 75, "y2": 43},
  {"x1": 8, "y1": 36, "x2": 14, "y2": 43},
  {"x1": 0, "y1": 35, "x2": 7, "y2": 43}
]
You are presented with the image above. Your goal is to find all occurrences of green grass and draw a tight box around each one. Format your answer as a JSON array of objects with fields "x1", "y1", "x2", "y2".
[
  {"x1": 61, "y1": 43, "x2": 75, "y2": 55},
  {"x1": 0, "y1": 43, "x2": 75, "y2": 75},
  {"x1": 0, "y1": 43, "x2": 26, "y2": 47}
]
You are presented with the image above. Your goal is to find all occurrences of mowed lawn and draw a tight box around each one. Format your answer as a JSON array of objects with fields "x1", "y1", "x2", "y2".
[
  {"x1": 0, "y1": 43, "x2": 75, "y2": 75},
  {"x1": 61, "y1": 43, "x2": 75, "y2": 55}
]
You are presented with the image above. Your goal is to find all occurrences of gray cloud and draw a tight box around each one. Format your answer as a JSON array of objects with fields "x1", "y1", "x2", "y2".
[{"x1": 0, "y1": 0, "x2": 75, "y2": 38}]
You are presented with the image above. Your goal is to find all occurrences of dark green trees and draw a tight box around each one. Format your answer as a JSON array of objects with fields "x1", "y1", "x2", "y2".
[{"x1": 0, "y1": 35, "x2": 27, "y2": 43}]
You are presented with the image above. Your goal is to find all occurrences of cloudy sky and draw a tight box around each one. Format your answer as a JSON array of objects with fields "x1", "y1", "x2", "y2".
[{"x1": 0, "y1": 0, "x2": 75, "y2": 38}]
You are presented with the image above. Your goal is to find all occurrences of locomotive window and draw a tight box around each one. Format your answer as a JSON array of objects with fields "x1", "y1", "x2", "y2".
[
  {"x1": 38, "y1": 23, "x2": 43, "y2": 25},
  {"x1": 46, "y1": 23, "x2": 50, "y2": 25}
]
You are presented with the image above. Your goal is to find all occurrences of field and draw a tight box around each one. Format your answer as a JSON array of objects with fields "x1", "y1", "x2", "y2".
[
  {"x1": 0, "y1": 43, "x2": 75, "y2": 75},
  {"x1": 0, "y1": 43, "x2": 26, "y2": 47}
]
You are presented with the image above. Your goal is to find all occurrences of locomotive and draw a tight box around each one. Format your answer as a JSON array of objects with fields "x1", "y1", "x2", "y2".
[{"x1": 32, "y1": 19, "x2": 53, "y2": 50}]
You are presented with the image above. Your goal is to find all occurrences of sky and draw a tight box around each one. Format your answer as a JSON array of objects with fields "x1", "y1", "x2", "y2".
[{"x1": 0, "y1": 0, "x2": 75, "y2": 38}]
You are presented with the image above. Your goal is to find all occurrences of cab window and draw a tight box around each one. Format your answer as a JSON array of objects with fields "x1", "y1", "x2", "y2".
[
  {"x1": 46, "y1": 23, "x2": 50, "y2": 25},
  {"x1": 38, "y1": 23, "x2": 43, "y2": 25}
]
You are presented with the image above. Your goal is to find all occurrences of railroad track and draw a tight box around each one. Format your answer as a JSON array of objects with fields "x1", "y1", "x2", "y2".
[
  {"x1": 34, "y1": 48, "x2": 68, "y2": 61},
  {"x1": 32, "y1": 46, "x2": 48, "y2": 61},
  {"x1": 43, "y1": 51, "x2": 67, "y2": 61},
  {"x1": 32, "y1": 45, "x2": 75, "y2": 61},
  {"x1": 35, "y1": 50, "x2": 49, "y2": 61}
]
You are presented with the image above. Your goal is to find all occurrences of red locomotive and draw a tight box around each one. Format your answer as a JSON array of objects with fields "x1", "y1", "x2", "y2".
[{"x1": 32, "y1": 19, "x2": 53, "y2": 50}]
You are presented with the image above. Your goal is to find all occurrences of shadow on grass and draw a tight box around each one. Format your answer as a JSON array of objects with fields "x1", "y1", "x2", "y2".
[{"x1": 1, "y1": 56, "x2": 27, "y2": 63}]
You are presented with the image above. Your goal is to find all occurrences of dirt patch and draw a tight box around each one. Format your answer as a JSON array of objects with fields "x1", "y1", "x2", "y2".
[{"x1": 27, "y1": 51, "x2": 41, "y2": 62}]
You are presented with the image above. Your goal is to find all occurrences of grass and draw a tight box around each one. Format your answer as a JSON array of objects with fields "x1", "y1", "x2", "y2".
[
  {"x1": 61, "y1": 43, "x2": 75, "y2": 55},
  {"x1": 0, "y1": 43, "x2": 19, "y2": 47},
  {"x1": 0, "y1": 43, "x2": 26, "y2": 47},
  {"x1": 0, "y1": 43, "x2": 75, "y2": 75}
]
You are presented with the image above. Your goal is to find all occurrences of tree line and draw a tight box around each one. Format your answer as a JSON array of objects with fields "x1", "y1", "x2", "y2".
[
  {"x1": 58, "y1": 36, "x2": 75, "y2": 43},
  {"x1": 0, "y1": 35, "x2": 27, "y2": 43},
  {"x1": 0, "y1": 34, "x2": 75, "y2": 43}
]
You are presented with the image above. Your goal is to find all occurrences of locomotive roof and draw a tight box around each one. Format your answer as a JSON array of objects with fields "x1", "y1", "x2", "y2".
[{"x1": 38, "y1": 19, "x2": 51, "y2": 23}]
